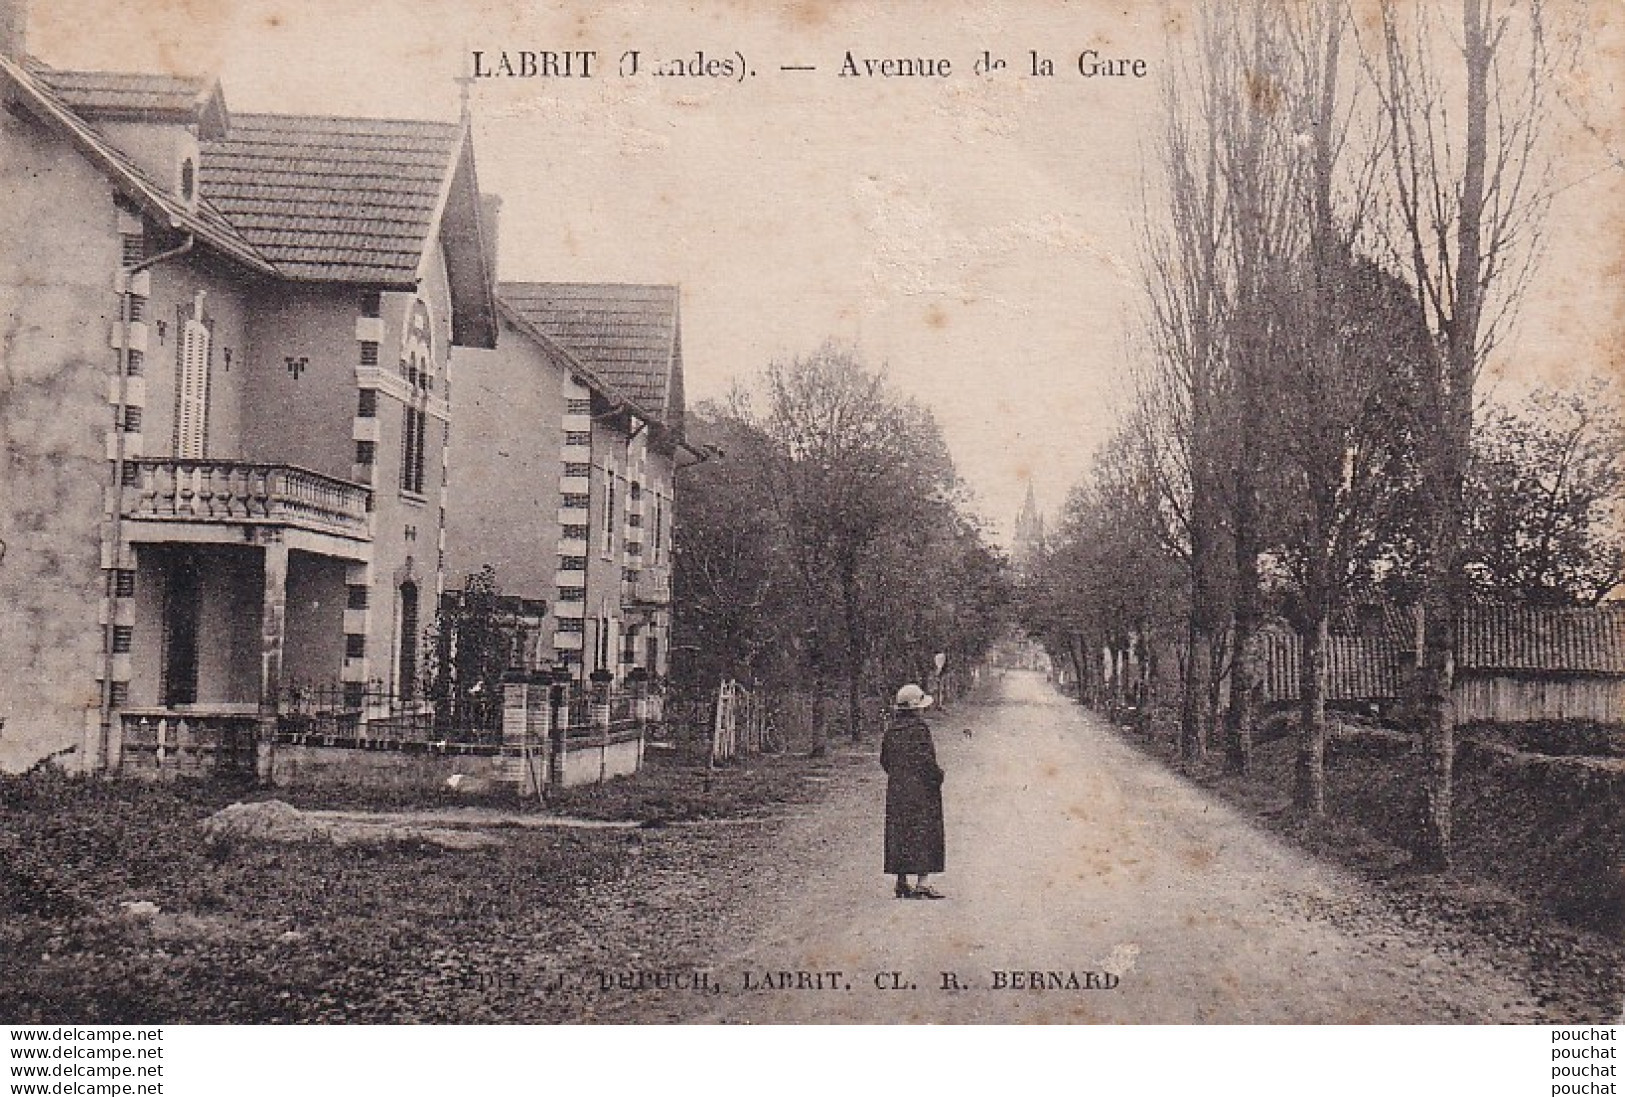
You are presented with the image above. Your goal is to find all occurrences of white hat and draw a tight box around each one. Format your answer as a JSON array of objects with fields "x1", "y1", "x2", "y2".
[{"x1": 894, "y1": 683, "x2": 934, "y2": 710}]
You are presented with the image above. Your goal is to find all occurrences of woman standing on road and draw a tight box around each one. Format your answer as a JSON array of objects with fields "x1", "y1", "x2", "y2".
[{"x1": 881, "y1": 683, "x2": 946, "y2": 900}]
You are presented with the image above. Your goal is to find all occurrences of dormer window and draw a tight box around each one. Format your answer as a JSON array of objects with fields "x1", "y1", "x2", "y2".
[{"x1": 179, "y1": 157, "x2": 196, "y2": 203}]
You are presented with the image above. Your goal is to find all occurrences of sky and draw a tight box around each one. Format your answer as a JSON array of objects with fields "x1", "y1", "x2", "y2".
[{"x1": 27, "y1": 0, "x2": 1625, "y2": 542}]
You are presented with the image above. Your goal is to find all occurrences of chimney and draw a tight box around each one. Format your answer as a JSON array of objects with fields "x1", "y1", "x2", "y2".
[
  {"x1": 479, "y1": 193, "x2": 502, "y2": 280},
  {"x1": 0, "y1": 0, "x2": 26, "y2": 59}
]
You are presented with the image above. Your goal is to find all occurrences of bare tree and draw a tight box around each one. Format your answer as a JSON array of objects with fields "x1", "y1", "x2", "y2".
[
  {"x1": 670, "y1": 405, "x2": 805, "y2": 691},
  {"x1": 1362, "y1": 0, "x2": 1558, "y2": 867},
  {"x1": 758, "y1": 343, "x2": 954, "y2": 750},
  {"x1": 1209, "y1": 1, "x2": 1311, "y2": 777},
  {"x1": 1020, "y1": 418, "x2": 1185, "y2": 725},
  {"x1": 1139, "y1": 8, "x2": 1245, "y2": 763},
  {"x1": 1250, "y1": 0, "x2": 1429, "y2": 814}
]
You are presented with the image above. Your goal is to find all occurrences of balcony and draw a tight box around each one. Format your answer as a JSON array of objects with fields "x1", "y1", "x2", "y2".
[
  {"x1": 624, "y1": 566, "x2": 672, "y2": 607},
  {"x1": 123, "y1": 459, "x2": 370, "y2": 542}
]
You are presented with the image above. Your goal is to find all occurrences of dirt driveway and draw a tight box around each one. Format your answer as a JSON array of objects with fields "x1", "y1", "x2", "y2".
[{"x1": 637, "y1": 671, "x2": 1564, "y2": 1023}]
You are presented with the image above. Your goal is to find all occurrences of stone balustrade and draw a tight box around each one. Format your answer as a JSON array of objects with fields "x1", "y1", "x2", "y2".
[{"x1": 123, "y1": 459, "x2": 370, "y2": 539}]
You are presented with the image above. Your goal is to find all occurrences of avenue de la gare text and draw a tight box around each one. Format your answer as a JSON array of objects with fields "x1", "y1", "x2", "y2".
[{"x1": 468, "y1": 48, "x2": 1149, "y2": 80}]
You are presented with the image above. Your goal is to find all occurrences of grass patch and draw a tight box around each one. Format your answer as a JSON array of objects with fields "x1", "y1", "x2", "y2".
[{"x1": 0, "y1": 748, "x2": 830, "y2": 1022}]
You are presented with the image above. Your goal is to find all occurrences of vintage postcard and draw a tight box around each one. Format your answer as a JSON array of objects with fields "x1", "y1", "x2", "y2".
[{"x1": 0, "y1": 0, "x2": 1622, "y2": 1046}]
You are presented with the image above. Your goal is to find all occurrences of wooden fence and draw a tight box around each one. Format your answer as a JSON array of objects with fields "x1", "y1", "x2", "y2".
[
  {"x1": 658, "y1": 682, "x2": 892, "y2": 762},
  {"x1": 711, "y1": 679, "x2": 771, "y2": 763}
]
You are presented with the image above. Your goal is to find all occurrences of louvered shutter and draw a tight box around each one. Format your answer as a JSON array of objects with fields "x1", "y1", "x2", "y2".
[{"x1": 175, "y1": 318, "x2": 211, "y2": 458}]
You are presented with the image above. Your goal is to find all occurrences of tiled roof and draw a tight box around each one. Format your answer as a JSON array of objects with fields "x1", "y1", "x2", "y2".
[
  {"x1": 30, "y1": 65, "x2": 214, "y2": 117},
  {"x1": 0, "y1": 57, "x2": 273, "y2": 274},
  {"x1": 1332, "y1": 602, "x2": 1414, "y2": 644},
  {"x1": 1259, "y1": 603, "x2": 1625, "y2": 704},
  {"x1": 499, "y1": 283, "x2": 679, "y2": 413},
  {"x1": 495, "y1": 298, "x2": 648, "y2": 417},
  {"x1": 1459, "y1": 604, "x2": 1625, "y2": 676},
  {"x1": 1258, "y1": 622, "x2": 1409, "y2": 705},
  {"x1": 15, "y1": 59, "x2": 495, "y2": 343},
  {"x1": 201, "y1": 114, "x2": 463, "y2": 285}
]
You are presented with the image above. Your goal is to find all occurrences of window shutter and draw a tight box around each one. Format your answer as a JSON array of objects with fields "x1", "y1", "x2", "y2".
[{"x1": 175, "y1": 317, "x2": 211, "y2": 458}]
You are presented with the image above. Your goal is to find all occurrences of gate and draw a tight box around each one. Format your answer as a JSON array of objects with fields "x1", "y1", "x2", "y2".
[{"x1": 711, "y1": 679, "x2": 771, "y2": 763}]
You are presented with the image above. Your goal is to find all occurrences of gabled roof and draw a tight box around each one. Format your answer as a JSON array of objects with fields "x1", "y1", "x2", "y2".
[
  {"x1": 201, "y1": 113, "x2": 458, "y2": 284},
  {"x1": 1332, "y1": 602, "x2": 1413, "y2": 644},
  {"x1": 28, "y1": 63, "x2": 229, "y2": 137},
  {"x1": 10, "y1": 58, "x2": 496, "y2": 346},
  {"x1": 499, "y1": 282, "x2": 682, "y2": 423},
  {"x1": 1459, "y1": 604, "x2": 1625, "y2": 676},
  {"x1": 494, "y1": 298, "x2": 654, "y2": 422},
  {"x1": 0, "y1": 55, "x2": 273, "y2": 275},
  {"x1": 201, "y1": 112, "x2": 496, "y2": 346}
]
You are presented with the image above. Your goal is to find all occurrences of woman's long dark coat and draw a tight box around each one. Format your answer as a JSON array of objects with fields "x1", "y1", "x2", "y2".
[{"x1": 881, "y1": 708, "x2": 945, "y2": 875}]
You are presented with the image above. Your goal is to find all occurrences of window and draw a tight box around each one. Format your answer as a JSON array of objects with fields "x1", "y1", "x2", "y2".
[
  {"x1": 111, "y1": 625, "x2": 133, "y2": 654},
  {"x1": 109, "y1": 681, "x2": 130, "y2": 707},
  {"x1": 342, "y1": 682, "x2": 366, "y2": 710},
  {"x1": 346, "y1": 585, "x2": 369, "y2": 610},
  {"x1": 355, "y1": 440, "x2": 376, "y2": 466},
  {"x1": 603, "y1": 473, "x2": 616, "y2": 556},
  {"x1": 357, "y1": 388, "x2": 377, "y2": 417},
  {"x1": 625, "y1": 541, "x2": 642, "y2": 556},
  {"x1": 621, "y1": 627, "x2": 638, "y2": 664},
  {"x1": 562, "y1": 524, "x2": 588, "y2": 540},
  {"x1": 554, "y1": 648, "x2": 582, "y2": 665},
  {"x1": 622, "y1": 567, "x2": 639, "y2": 583},
  {"x1": 557, "y1": 586, "x2": 585, "y2": 602},
  {"x1": 627, "y1": 513, "x2": 643, "y2": 528},
  {"x1": 562, "y1": 493, "x2": 589, "y2": 510},
  {"x1": 559, "y1": 556, "x2": 587, "y2": 571},
  {"x1": 120, "y1": 406, "x2": 142, "y2": 433},
  {"x1": 396, "y1": 582, "x2": 419, "y2": 699},
  {"x1": 120, "y1": 232, "x2": 144, "y2": 268},
  {"x1": 179, "y1": 158, "x2": 195, "y2": 201},
  {"x1": 654, "y1": 497, "x2": 664, "y2": 556},
  {"x1": 128, "y1": 296, "x2": 146, "y2": 322},
  {"x1": 114, "y1": 570, "x2": 136, "y2": 598},
  {"x1": 125, "y1": 349, "x2": 144, "y2": 377},
  {"x1": 647, "y1": 636, "x2": 658, "y2": 675},
  {"x1": 359, "y1": 341, "x2": 379, "y2": 368},
  {"x1": 557, "y1": 617, "x2": 585, "y2": 633},
  {"x1": 564, "y1": 431, "x2": 591, "y2": 446},
  {"x1": 174, "y1": 316, "x2": 210, "y2": 458},
  {"x1": 564, "y1": 462, "x2": 590, "y2": 477},
  {"x1": 360, "y1": 291, "x2": 382, "y2": 319},
  {"x1": 345, "y1": 634, "x2": 366, "y2": 659},
  {"x1": 630, "y1": 481, "x2": 643, "y2": 501},
  {"x1": 566, "y1": 398, "x2": 591, "y2": 415},
  {"x1": 120, "y1": 462, "x2": 140, "y2": 487},
  {"x1": 401, "y1": 405, "x2": 427, "y2": 494}
]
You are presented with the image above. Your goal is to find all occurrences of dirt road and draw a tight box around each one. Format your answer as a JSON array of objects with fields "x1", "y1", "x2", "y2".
[{"x1": 650, "y1": 671, "x2": 1555, "y2": 1023}]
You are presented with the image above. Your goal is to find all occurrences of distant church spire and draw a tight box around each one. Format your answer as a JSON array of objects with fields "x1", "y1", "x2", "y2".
[{"x1": 1013, "y1": 480, "x2": 1045, "y2": 572}]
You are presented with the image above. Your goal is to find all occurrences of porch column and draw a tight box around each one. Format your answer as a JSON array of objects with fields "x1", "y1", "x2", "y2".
[{"x1": 257, "y1": 533, "x2": 289, "y2": 781}]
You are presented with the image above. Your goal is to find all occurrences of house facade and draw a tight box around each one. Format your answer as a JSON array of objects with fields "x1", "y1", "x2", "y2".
[
  {"x1": 0, "y1": 31, "x2": 497, "y2": 773},
  {"x1": 448, "y1": 283, "x2": 691, "y2": 688}
]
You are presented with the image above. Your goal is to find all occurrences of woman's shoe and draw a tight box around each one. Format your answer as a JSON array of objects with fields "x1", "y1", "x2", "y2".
[
  {"x1": 894, "y1": 881, "x2": 915, "y2": 899},
  {"x1": 910, "y1": 886, "x2": 945, "y2": 900}
]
